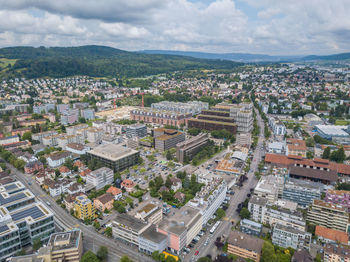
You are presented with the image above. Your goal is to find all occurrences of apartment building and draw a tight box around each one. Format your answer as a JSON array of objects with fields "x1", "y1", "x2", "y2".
[
  {"x1": 138, "y1": 225, "x2": 167, "y2": 255},
  {"x1": 176, "y1": 133, "x2": 209, "y2": 163},
  {"x1": 66, "y1": 124, "x2": 89, "y2": 136},
  {"x1": 324, "y1": 189, "x2": 350, "y2": 211},
  {"x1": 126, "y1": 124, "x2": 147, "y2": 138},
  {"x1": 286, "y1": 138, "x2": 307, "y2": 157},
  {"x1": 47, "y1": 151, "x2": 71, "y2": 168},
  {"x1": 186, "y1": 177, "x2": 227, "y2": 226},
  {"x1": 268, "y1": 116, "x2": 286, "y2": 136},
  {"x1": 253, "y1": 175, "x2": 284, "y2": 202},
  {"x1": 134, "y1": 203, "x2": 163, "y2": 225},
  {"x1": 112, "y1": 213, "x2": 150, "y2": 246},
  {"x1": 94, "y1": 193, "x2": 114, "y2": 212},
  {"x1": 272, "y1": 224, "x2": 311, "y2": 250},
  {"x1": 154, "y1": 128, "x2": 185, "y2": 152},
  {"x1": 324, "y1": 244, "x2": 350, "y2": 262},
  {"x1": 61, "y1": 109, "x2": 79, "y2": 125},
  {"x1": 74, "y1": 195, "x2": 96, "y2": 220},
  {"x1": 236, "y1": 133, "x2": 252, "y2": 146},
  {"x1": 227, "y1": 230, "x2": 264, "y2": 262},
  {"x1": 57, "y1": 135, "x2": 80, "y2": 150},
  {"x1": 307, "y1": 199, "x2": 349, "y2": 232},
  {"x1": 86, "y1": 167, "x2": 114, "y2": 190},
  {"x1": 282, "y1": 178, "x2": 322, "y2": 207},
  {"x1": 151, "y1": 101, "x2": 208, "y2": 116},
  {"x1": 33, "y1": 103, "x2": 55, "y2": 114},
  {"x1": 239, "y1": 219, "x2": 263, "y2": 237},
  {"x1": 80, "y1": 108, "x2": 95, "y2": 120},
  {"x1": 229, "y1": 102, "x2": 253, "y2": 133},
  {"x1": 87, "y1": 144, "x2": 139, "y2": 172}
]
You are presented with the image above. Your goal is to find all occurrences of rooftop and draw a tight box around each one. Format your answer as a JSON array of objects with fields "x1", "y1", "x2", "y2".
[
  {"x1": 114, "y1": 213, "x2": 149, "y2": 232},
  {"x1": 227, "y1": 230, "x2": 264, "y2": 254},
  {"x1": 88, "y1": 144, "x2": 139, "y2": 161}
]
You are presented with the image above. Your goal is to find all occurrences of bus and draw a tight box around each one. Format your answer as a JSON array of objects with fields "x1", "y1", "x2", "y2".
[
  {"x1": 162, "y1": 251, "x2": 179, "y2": 261},
  {"x1": 210, "y1": 221, "x2": 221, "y2": 234}
]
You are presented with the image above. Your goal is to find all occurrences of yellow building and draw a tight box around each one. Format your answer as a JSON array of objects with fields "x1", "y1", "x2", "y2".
[{"x1": 74, "y1": 195, "x2": 96, "y2": 220}]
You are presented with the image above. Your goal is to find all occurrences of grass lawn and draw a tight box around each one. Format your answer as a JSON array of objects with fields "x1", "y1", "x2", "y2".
[
  {"x1": 335, "y1": 120, "x2": 350, "y2": 125},
  {"x1": 0, "y1": 58, "x2": 17, "y2": 69}
]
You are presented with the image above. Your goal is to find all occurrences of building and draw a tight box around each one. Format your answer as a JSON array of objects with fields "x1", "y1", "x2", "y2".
[
  {"x1": 24, "y1": 160, "x2": 44, "y2": 174},
  {"x1": 186, "y1": 177, "x2": 227, "y2": 226},
  {"x1": 121, "y1": 179, "x2": 135, "y2": 192},
  {"x1": 134, "y1": 203, "x2": 163, "y2": 225},
  {"x1": 158, "y1": 206, "x2": 202, "y2": 254},
  {"x1": 229, "y1": 102, "x2": 253, "y2": 133},
  {"x1": 0, "y1": 135, "x2": 19, "y2": 146},
  {"x1": 286, "y1": 138, "x2": 307, "y2": 157},
  {"x1": 112, "y1": 213, "x2": 150, "y2": 246},
  {"x1": 272, "y1": 224, "x2": 311, "y2": 250},
  {"x1": 324, "y1": 189, "x2": 350, "y2": 211},
  {"x1": 47, "y1": 151, "x2": 71, "y2": 168},
  {"x1": 253, "y1": 175, "x2": 284, "y2": 202},
  {"x1": 94, "y1": 193, "x2": 114, "y2": 212},
  {"x1": 239, "y1": 219, "x2": 263, "y2": 237},
  {"x1": 236, "y1": 133, "x2": 252, "y2": 146},
  {"x1": 131, "y1": 108, "x2": 192, "y2": 128},
  {"x1": 154, "y1": 128, "x2": 185, "y2": 152},
  {"x1": 106, "y1": 186, "x2": 122, "y2": 200},
  {"x1": 151, "y1": 101, "x2": 208, "y2": 116},
  {"x1": 268, "y1": 116, "x2": 286, "y2": 136},
  {"x1": 227, "y1": 230, "x2": 264, "y2": 262},
  {"x1": 87, "y1": 144, "x2": 139, "y2": 172},
  {"x1": 289, "y1": 166, "x2": 338, "y2": 184},
  {"x1": 74, "y1": 195, "x2": 96, "y2": 220},
  {"x1": 307, "y1": 199, "x2": 349, "y2": 232},
  {"x1": 33, "y1": 103, "x2": 55, "y2": 114},
  {"x1": 86, "y1": 167, "x2": 114, "y2": 190},
  {"x1": 291, "y1": 249, "x2": 313, "y2": 262},
  {"x1": 126, "y1": 124, "x2": 147, "y2": 138},
  {"x1": 315, "y1": 125, "x2": 350, "y2": 144},
  {"x1": 282, "y1": 178, "x2": 322, "y2": 207},
  {"x1": 32, "y1": 130, "x2": 58, "y2": 144},
  {"x1": 80, "y1": 108, "x2": 95, "y2": 120},
  {"x1": 324, "y1": 244, "x2": 350, "y2": 262},
  {"x1": 268, "y1": 142, "x2": 286, "y2": 154},
  {"x1": 61, "y1": 109, "x2": 79, "y2": 125},
  {"x1": 176, "y1": 133, "x2": 209, "y2": 163},
  {"x1": 315, "y1": 225, "x2": 349, "y2": 245},
  {"x1": 138, "y1": 224, "x2": 167, "y2": 255},
  {"x1": 65, "y1": 143, "x2": 90, "y2": 155}
]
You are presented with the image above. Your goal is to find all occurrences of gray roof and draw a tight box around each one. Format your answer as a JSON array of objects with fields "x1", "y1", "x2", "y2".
[
  {"x1": 227, "y1": 231, "x2": 264, "y2": 254},
  {"x1": 140, "y1": 224, "x2": 167, "y2": 243},
  {"x1": 249, "y1": 195, "x2": 268, "y2": 206},
  {"x1": 114, "y1": 214, "x2": 149, "y2": 232}
]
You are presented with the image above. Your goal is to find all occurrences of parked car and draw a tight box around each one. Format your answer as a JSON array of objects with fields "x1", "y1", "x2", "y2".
[{"x1": 195, "y1": 251, "x2": 199, "y2": 256}]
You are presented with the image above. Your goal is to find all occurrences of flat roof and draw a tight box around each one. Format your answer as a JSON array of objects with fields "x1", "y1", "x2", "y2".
[
  {"x1": 11, "y1": 202, "x2": 52, "y2": 223},
  {"x1": 140, "y1": 224, "x2": 167, "y2": 243},
  {"x1": 48, "y1": 229, "x2": 81, "y2": 251},
  {"x1": 114, "y1": 213, "x2": 148, "y2": 232},
  {"x1": 88, "y1": 144, "x2": 139, "y2": 161},
  {"x1": 316, "y1": 125, "x2": 349, "y2": 136}
]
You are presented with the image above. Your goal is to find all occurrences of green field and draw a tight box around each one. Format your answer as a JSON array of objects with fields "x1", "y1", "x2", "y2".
[
  {"x1": 335, "y1": 120, "x2": 350, "y2": 125},
  {"x1": 0, "y1": 58, "x2": 17, "y2": 69}
]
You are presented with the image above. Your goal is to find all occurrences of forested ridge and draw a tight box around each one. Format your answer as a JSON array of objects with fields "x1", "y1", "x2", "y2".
[{"x1": 0, "y1": 45, "x2": 243, "y2": 79}]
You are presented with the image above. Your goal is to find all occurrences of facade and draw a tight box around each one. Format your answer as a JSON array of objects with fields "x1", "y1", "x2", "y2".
[
  {"x1": 61, "y1": 109, "x2": 79, "y2": 125},
  {"x1": 324, "y1": 189, "x2": 350, "y2": 211},
  {"x1": 80, "y1": 108, "x2": 95, "y2": 120},
  {"x1": 47, "y1": 151, "x2": 71, "y2": 168},
  {"x1": 286, "y1": 138, "x2": 307, "y2": 157},
  {"x1": 324, "y1": 244, "x2": 350, "y2": 262},
  {"x1": 272, "y1": 223, "x2": 311, "y2": 250},
  {"x1": 268, "y1": 116, "x2": 286, "y2": 136},
  {"x1": 138, "y1": 225, "x2": 167, "y2": 255},
  {"x1": 112, "y1": 213, "x2": 150, "y2": 246},
  {"x1": 282, "y1": 178, "x2": 322, "y2": 207},
  {"x1": 151, "y1": 101, "x2": 208, "y2": 116},
  {"x1": 33, "y1": 103, "x2": 55, "y2": 114},
  {"x1": 94, "y1": 193, "x2": 114, "y2": 212},
  {"x1": 154, "y1": 128, "x2": 185, "y2": 152},
  {"x1": 236, "y1": 133, "x2": 252, "y2": 146},
  {"x1": 239, "y1": 219, "x2": 262, "y2": 237},
  {"x1": 307, "y1": 199, "x2": 349, "y2": 232},
  {"x1": 134, "y1": 203, "x2": 163, "y2": 225},
  {"x1": 74, "y1": 195, "x2": 96, "y2": 220},
  {"x1": 229, "y1": 102, "x2": 254, "y2": 133},
  {"x1": 0, "y1": 136, "x2": 19, "y2": 146},
  {"x1": 32, "y1": 130, "x2": 58, "y2": 144},
  {"x1": 188, "y1": 116, "x2": 237, "y2": 134},
  {"x1": 87, "y1": 144, "x2": 140, "y2": 172},
  {"x1": 253, "y1": 175, "x2": 284, "y2": 203},
  {"x1": 126, "y1": 124, "x2": 147, "y2": 138},
  {"x1": 227, "y1": 230, "x2": 264, "y2": 262},
  {"x1": 86, "y1": 167, "x2": 114, "y2": 190},
  {"x1": 176, "y1": 133, "x2": 209, "y2": 163},
  {"x1": 186, "y1": 177, "x2": 227, "y2": 226},
  {"x1": 131, "y1": 108, "x2": 192, "y2": 128}
]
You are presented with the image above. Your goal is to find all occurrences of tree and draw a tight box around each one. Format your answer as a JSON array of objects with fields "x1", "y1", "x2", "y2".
[
  {"x1": 120, "y1": 256, "x2": 133, "y2": 262},
  {"x1": 97, "y1": 246, "x2": 108, "y2": 262},
  {"x1": 81, "y1": 251, "x2": 99, "y2": 262},
  {"x1": 165, "y1": 176, "x2": 172, "y2": 188},
  {"x1": 322, "y1": 147, "x2": 331, "y2": 159},
  {"x1": 21, "y1": 131, "x2": 32, "y2": 141},
  {"x1": 93, "y1": 221, "x2": 101, "y2": 230},
  {"x1": 306, "y1": 151, "x2": 314, "y2": 159},
  {"x1": 261, "y1": 241, "x2": 277, "y2": 262},
  {"x1": 239, "y1": 208, "x2": 251, "y2": 219},
  {"x1": 33, "y1": 239, "x2": 42, "y2": 251},
  {"x1": 305, "y1": 137, "x2": 315, "y2": 147},
  {"x1": 152, "y1": 251, "x2": 161, "y2": 261},
  {"x1": 166, "y1": 150, "x2": 173, "y2": 160},
  {"x1": 216, "y1": 208, "x2": 226, "y2": 220},
  {"x1": 105, "y1": 227, "x2": 112, "y2": 237},
  {"x1": 197, "y1": 257, "x2": 212, "y2": 262}
]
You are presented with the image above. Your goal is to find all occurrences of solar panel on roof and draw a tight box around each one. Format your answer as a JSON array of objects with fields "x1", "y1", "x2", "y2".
[
  {"x1": 0, "y1": 192, "x2": 28, "y2": 205},
  {"x1": 11, "y1": 205, "x2": 44, "y2": 221},
  {"x1": 0, "y1": 224, "x2": 9, "y2": 233}
]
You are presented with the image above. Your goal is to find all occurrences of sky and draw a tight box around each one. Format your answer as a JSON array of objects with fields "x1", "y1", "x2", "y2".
[{"x1": 0, "y1": 0, "x2": 349, "y2": 55}]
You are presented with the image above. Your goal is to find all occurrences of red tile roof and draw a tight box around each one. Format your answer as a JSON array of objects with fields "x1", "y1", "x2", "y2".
[{"x1": 315, "y1": 226, "x2": 348, "y2": 244}]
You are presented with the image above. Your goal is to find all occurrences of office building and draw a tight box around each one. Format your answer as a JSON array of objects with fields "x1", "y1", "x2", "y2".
[
  {"x1": 227, "y1": 230, "x2": 264, "y2": 262},
  {"x1": 154, "y1": 128, "x2": 185, "y2": 152},
  {"x1": 324, "y1": 244, "x2": 350, "y2": 262},
  {"x1": 138, "y1": 225, "x2": 167, "y2": 255},
  {"x1": 254, "y1": 175, "x2": 284, "y2": 202},
  {"x1": 86, "y1": 167, "x2": 114, "y2": 190},
  {"x1": 74, "y1": 195, "x2": 96, "y2": 220},
  {"x1": 229, "y1": 102, "x2": 253, "y2": 133},
  {"x1": 112, "y1": 213, "x2": 150, "y2": 247},
  {"x1": 268, "y1": 116, "x2": 286, "y2": 136},
  {"x1": 282, "y1": 178, "x2": 322, "y2": 207},
  {"x1": 134, "y1": 203, "x2": 163, "y2": 225},
  {"x1": 126, "y1": 124, "x2": 147, "y2": 138},
  {"x1": 176, "y1": 133, "x2": 209, "y2": 163},
  {"x1": 87, "y1": 144, "x2": 139, "y2": 172},
  {"x1": 186, "y1": 178, "x2": 227, "y2": 226},
  {"x1": 315, "y1": 125, "x2": 350, "y2": 144},
  {"x1": 307, "y1": 199, "x2": 349, "y2": 232},
  {"x1": 239, "y1": 219, "x2": 263, "y2": 237},
  {"x1": 151, "y1": 101, "x2": 208, "y2": 116},
  {"x1": 272, "y1": 224, "x2": 311, "y2": 250},
  {"x1": 158, "y1": 206, "x2": 202, "y2": 254}
]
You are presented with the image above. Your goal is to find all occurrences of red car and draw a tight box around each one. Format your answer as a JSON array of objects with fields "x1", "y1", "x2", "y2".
[{"x1": 195, "y1": 251, "x2": 199, "y2": 256}]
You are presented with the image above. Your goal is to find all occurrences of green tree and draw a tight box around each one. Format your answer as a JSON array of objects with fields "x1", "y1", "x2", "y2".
[
  {"x1": 97, "y1": 246, "x2": 108, "y2": 262},
  {"x1": 152, "y1": 251, "x2": 161, "y2": 261},
  {"x1": 305, "y1": 137, "x2": 315, "y2": 147},
  {"x1": 120, "y1": 256, "x2": 133, "y2": 262},
  {"x1": 93, "y1": 221, "x2": 101, "y2": 230},
  {"x1": 322, "y1": 147, "x2": 331, "y2": 159},
  {"x1": 239, "y1": 208, "x2": 251, "y2": 219},
  {"x1": 81, "y1": 251, "x2": 99, "y2": 262},
  {"x1": 306, "y1": 151, "x2": 314, "y2": 159},
  {"x1": 261, "y1": 241, "x2": 277, "y2": 262},
  {"x1": 216, "y1": 208, "x2": 226, "y2": 220},
  {"x1": 197, "y1": 257, "x2": 212, "y2": 262},
  {"x1": 166, "y1": 150, "x2": 173, "y2": 160},
  {"x1": 105, "y1": 227, "x2": 112, "y2": 237},
  {"x1": 21, "y1": 131, "x2": 32, "y2": 141},
  {"x1": 33, "y1": 239, "x2": 42, "y2": 251},
  {"x1": 165, "y1": 176, "x2": 172, "y2": 188}
]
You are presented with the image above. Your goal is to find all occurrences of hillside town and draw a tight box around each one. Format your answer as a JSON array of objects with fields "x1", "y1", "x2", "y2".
[{"x1": 0, "y1": 62, "x2": 350, "y2": 262}]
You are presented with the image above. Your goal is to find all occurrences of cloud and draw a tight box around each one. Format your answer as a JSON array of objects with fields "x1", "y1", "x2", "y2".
[{"x1": 0, "y1": 0, "x2": 349, "y2": 55}]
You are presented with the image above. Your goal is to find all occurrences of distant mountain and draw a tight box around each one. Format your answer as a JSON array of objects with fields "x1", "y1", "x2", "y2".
[
  {"x1": 140, "y1": 50, "x2": 301, "y2": 62},
  {"x1": 0, "y1": 45, "x2": 243, "y2": 79},
  {"x1": 302, "y1": 52, "x2": 350, "y2": 61}
]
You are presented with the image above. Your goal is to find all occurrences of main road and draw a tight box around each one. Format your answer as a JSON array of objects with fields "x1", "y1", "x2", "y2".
[
  {"x1": 185, "y1": 107, "x2": 266, "y2": 261},
  {"x1": 7, "y1": 164, "x2": 154, "y2": 262}
]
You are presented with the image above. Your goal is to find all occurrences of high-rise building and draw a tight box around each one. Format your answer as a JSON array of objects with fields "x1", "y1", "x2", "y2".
[
  {"x1": 86, "y1": 167, "x2": 114, "y2": 190},
  {"x1": 151, "y1": 101, "x2": 208, "y2": 116},
  {"x1": 154, "y1": 128, "x2": 185, "y2": 152},
  {"x1": 74, "y1": 195, "x2": 96, "y2": 220},
  {"x1": 176, "y1": 133, "x2": 209, "y2": 163},
  {"x1": 126, "y1": 124, "x2": 147, "y2": 138}
]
